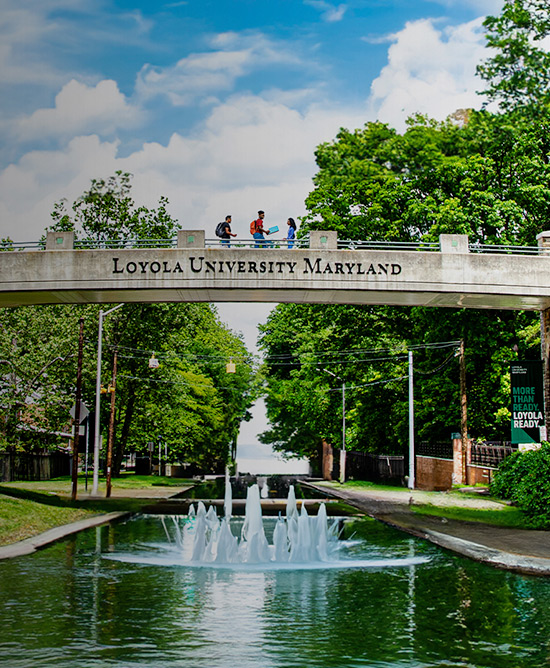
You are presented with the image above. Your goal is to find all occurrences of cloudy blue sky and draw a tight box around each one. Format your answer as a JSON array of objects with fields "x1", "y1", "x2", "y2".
[
  {"x1": 1, "y1": 0, "x2": 503, "y2": 246},
  {"x1": 1, "y1": 0, "x2": 504, "y2": 466}
]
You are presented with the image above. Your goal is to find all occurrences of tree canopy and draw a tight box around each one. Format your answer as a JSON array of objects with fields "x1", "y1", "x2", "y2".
[
  {"x1": 1, "y1": 173, "x2": 256, "y2": 476},
  {"x1": 477, "y1": 0, "x2": 550, "y2": 113},
  {"x1": 260, "y1": 1, "x2": 550, "y2": 462}
]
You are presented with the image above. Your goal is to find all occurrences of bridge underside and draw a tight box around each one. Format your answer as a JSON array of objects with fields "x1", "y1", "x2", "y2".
[{"x1": 1, "y1": 287, "x2": 548, "y2": 311}]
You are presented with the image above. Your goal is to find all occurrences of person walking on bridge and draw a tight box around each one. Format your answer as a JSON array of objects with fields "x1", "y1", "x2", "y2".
[
  {"x1": 219, "y1": 214, "x2": 236, "y2": 247},
  {"x1": 286, "y1": 217, "x2": 297, "y2": 249},
  {"x1": 251, "y1": 210, "x2": 271, "y2": 248}
]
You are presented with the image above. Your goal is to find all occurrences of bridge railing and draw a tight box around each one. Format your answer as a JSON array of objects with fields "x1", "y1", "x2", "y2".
[
  {"x1": 3, "y1": 233, "x2": 550, "y2": 254},
  {"x1": 337, "y1": 239, "x2": 440, "y2": 251}
]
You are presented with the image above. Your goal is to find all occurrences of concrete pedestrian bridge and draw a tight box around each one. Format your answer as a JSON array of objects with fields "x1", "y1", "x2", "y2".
[{"x1": 2, "y1": 229, "x2": 550, "y2": 311}]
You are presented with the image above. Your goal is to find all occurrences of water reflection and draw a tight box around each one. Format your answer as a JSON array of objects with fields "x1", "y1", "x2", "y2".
[{"x1": 0, "y1": 515, "x2": 550, "y2": 667}]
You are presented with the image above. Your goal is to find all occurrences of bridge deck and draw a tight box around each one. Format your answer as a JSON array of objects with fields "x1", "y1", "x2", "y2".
[{"x1": 2, "y1": 231, "x2": 550, "y2": 311}]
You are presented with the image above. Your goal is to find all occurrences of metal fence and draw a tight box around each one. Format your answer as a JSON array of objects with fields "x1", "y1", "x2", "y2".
[
  {"x1": 0, "y1": 452, "x2": 71, "y2": 482},
  {"x1": 470, "y1": 442, "x2": 517, "y2": 468},
  {"x1": 4, "y1": 236, "x2": 550, "y2": 255},
  {"x1": 417, "y1": 441, "x2": 454, "y2": 460},
  {"x1": 335, "y1": 450, "x2": 405, "y2": 484}
]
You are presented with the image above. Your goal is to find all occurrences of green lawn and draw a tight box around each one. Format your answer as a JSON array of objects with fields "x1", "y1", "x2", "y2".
[
  {"x1": 315, "y1": 480, "x2": 527, "y2": 529},
  {"x1": 0, "y1": 494, "x2": 97, "y2": 546},
  {"x1": 411, "y1": 503, "x2": 526, "y2": 528},
  {"x1": 0, "y1": 473, "x2": 195, "y2": 547},
  {"x1": 0, "y1": 473, "x2": 194, "y2": 496},
  {"x1": 323, "y1": 480, "x2": 407, "y2": 493}
]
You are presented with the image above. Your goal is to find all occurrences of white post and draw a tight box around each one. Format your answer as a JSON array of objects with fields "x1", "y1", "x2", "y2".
[
  {"x1": 408, "y1": 350, "x2": 415, "y2": 490},
  {"x1": 340, "y1": 382, "x2": 346, "y2": 484},
  {"x1": 92, "y1": 304, "x2": 123, "y2": 496}
]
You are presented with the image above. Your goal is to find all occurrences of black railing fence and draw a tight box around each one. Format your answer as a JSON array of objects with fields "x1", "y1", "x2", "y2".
[
  {"x1": 417, "y1": 441, "x2": 454, "y2": 460},
  {"x1": 332, "y1": 449, "x2": 405, "y2": 484},
  {"x1": 470, "y1": 442, "x2": 516, "y2": 468},
  {"x1": 0, "y1": 452, "x2": 71, "y2": 482}
]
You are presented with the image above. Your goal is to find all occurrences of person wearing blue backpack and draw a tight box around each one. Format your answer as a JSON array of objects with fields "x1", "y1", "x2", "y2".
[{"x1": 215, "y1": 215, "x2": 236, "y2": 247}]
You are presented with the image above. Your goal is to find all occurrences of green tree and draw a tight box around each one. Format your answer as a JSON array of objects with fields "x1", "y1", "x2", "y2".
[
  {"x1": 477, "y1": 0, "x2": 550, "y2": 113},
  {"x1": 49, "y1": 171, "x2": 180, "y2": 242},
  {"x1": 262, "y1": 106, "x2": 546, "y2": 461},
  {"x1": 0, "y1": 304, "x2": 99, "y2": 451},
  {"x1": 101, "y1": 302, "x2": 255, "y2": 474},
  {"x1": 303, "y1": 111, "x2": 550, "y2": 245}
]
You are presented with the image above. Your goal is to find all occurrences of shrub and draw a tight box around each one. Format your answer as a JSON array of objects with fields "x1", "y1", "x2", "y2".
[{"x1": 491, "y1": 442, "x2": 550, "y2": 528}]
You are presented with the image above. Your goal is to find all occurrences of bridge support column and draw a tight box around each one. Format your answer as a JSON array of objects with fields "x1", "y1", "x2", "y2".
[
  {"x1": 177, "y1": 230, "x2": 205, "y2": 248},
  {"x1": 538, "y1": 232, "x2": 550, "y2": 438},
  {"x1": 309, "y1": 230, "x2": 337, "y2": 249},
  {"x1": 46, "y1": 231, "x2": 74, "y2": 249}
]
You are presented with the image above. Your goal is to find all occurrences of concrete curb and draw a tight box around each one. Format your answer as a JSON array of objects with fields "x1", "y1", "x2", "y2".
[
  {"x1": 0, "y1": 511, "x2": 130, "y2": 560},
  {"x1": 421, "y1": 528, "x2": 550, "y2": 575},
  {"x1": 379, "y1": 515, "x2": 550, "y2": 576},
  {"x1": 305, "y1": 482, "x2": 550, "y2": 576}
]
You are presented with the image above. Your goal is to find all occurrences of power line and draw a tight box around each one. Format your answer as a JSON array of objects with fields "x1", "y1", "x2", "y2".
[{"x1": 105, "y1": 339, "x2": 460, "y2": 368}]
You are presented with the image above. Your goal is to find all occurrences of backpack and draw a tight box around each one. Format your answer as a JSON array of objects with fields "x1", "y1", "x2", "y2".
[
  {"x1": 215, "y1": 222, "x2": 227, "y2": 238},
  {"x1": 250, "y1": 220, "x2": 257, "y2": 235}
]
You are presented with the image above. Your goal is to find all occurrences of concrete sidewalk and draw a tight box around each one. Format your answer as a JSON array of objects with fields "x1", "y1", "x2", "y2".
[
  {"x1": 308, "y1": 483, "x2": 550, "y2": 576},
  {"x1": 0, "y1": 512, "x2": 130, "y2": 560}
]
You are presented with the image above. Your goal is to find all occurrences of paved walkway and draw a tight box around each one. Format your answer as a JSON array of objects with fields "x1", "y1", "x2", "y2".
[
  {"x1": 0, "y1": 512, "x2": 130, "y2": 560},
  {"x1": 308, "y1": 483, "x2": 550, "y2": 576}
]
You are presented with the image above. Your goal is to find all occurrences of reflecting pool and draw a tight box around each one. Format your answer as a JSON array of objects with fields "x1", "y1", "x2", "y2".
[{"x1": 1, "y1": 513, "x2": 550, "y2": 668}]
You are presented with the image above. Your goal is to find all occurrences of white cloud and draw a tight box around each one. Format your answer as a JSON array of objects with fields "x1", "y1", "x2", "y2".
[
  {"x1": 368, "y1": 17, "x2": 489, "y2": 130},
  {"x1": 120, "y1": 94, "x2": 365, "y2": 235},
  {"x1": 304, "y1": 0, "x2": 347, "y2": 23},
  {"x1": 0, "y1": 91, "x2": 365, "y2": 242},
  {"x1": 136, "y1": 31, "x2": 305, "y2": 106},
  {"x1": 0, "y1": 135, "x2": 119, "y2": 239},
  {"x1": 136, "y1": 51, "x2": 251, "y2": 105},
  {"x1": 0, "y1": 4, "x2": 75, "y2": 86},
  {"x1": 15, "y1": 79, "x2": 143, "y2": 141}
]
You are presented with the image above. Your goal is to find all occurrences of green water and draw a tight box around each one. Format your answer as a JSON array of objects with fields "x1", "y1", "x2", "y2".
[{"x1": 1, "y1": 514, "x2": 550, "y2": 668}]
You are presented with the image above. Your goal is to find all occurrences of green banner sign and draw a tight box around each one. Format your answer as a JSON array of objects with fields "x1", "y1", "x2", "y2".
[{"x1": 510, "y1": 361, "x2": 545, "y2": 444}]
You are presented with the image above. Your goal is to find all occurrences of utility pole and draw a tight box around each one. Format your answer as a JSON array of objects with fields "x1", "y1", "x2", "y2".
[
  {"x1": 408, "y1": 350, "x2": 415, "y2": 490},
  {"x1": 71, "y1": 317, "x2": 85, "y2": 501},
  {"x1": 459, "y1": 339, "x2": 468, "y2": 484},
  {"x1": 93, "y1": 304, "x2": 124, "y2": 496},
  {"x1": 105, "y1": 348, "x2": 118, "y2": 498}
]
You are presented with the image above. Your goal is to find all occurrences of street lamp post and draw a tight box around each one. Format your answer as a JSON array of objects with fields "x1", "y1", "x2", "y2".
[
  {"x1": 92, "y1": 304, "x2": 123, "y2": 496},
  {"x1": 408, "y1": 350, "x2": 415, "y2": 490},
  {"x1": 324, "y1": 369, "x2": 346, "y2": 484}
]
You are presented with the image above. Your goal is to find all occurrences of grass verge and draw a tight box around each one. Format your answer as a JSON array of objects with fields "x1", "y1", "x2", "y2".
[
  {"x1": 0, "y1": 479, "x2": 173, "y2": 548},
  {"x1": 0, "y1": 494, "x2": 97, "y2": 547},
  {"x1": 411, "y1": 503, "x2": 526, "y2": 528},
  {"x1": 1, "y1": 473, "x2": 194, "y2": 496}
]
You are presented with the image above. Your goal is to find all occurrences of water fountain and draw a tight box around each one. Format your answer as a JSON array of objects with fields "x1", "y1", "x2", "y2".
[{"x1": 153, "y1": 480, "x2": 429, "y2": 570}]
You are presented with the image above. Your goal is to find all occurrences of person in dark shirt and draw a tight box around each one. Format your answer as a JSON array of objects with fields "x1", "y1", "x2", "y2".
[{"x1": 220, "y1": 214, "x2": 236, "y2": 247}]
